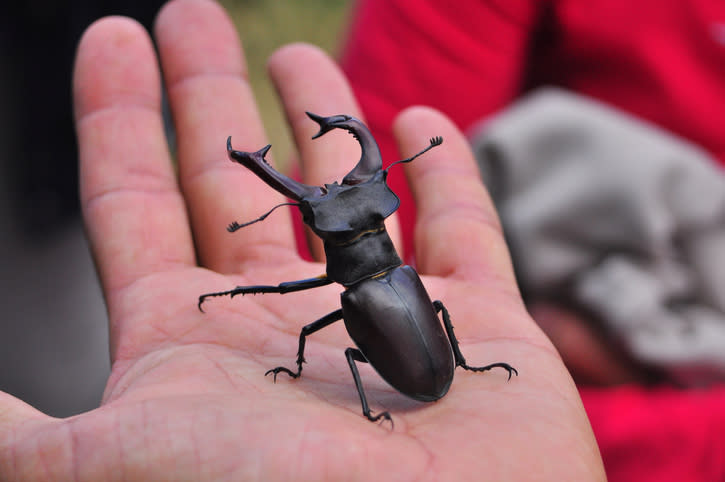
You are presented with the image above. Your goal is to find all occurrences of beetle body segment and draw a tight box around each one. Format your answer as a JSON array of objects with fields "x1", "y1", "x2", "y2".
[
  {"x1": 300, "y1": 170, "x2": 402, "y2": 285},
  {"x1": 342, "y1": 265, "x2": 455, "y2": 401}
]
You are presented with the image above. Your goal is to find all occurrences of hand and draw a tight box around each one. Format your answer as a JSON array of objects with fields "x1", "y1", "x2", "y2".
[{"x1": 0, "y1": 0, "x2": 605, "y2": 479}]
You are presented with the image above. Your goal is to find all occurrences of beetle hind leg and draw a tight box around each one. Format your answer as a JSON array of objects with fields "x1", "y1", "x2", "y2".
[
  {"x1": 265, "y1": 309, "x2": 343, "y2": 381},
  {"x1": 345, "y1": 348, "x2": 393, "y2": 427},
  {"x1": 433, "y1": 300, "x2": 518, "y2": 380}
]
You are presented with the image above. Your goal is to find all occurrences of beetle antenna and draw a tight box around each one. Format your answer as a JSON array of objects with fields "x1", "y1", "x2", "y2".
[
  {"x1": 385, "y1": 136, "x2": 443, "y2": 173},
  {"x1": 227, "y1": 202, "x2": 300, "y2": 232}
]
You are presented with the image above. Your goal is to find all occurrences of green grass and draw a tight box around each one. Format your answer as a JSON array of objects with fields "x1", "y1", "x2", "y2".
[{"x1": 220, "y1": 0, "x2": 353, "y2": 170}]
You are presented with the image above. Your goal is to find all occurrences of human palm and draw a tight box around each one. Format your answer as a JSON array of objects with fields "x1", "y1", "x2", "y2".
[{"x1": 0, "y1": 0, "x2": 604, "y2": 480}]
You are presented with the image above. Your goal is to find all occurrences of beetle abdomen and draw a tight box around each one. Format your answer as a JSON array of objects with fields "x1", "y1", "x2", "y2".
[{"x1": 341, "y1": 265, "x2": 455, "y2": 401}]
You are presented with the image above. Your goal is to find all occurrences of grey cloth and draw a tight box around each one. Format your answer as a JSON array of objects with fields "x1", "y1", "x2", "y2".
[{"x1": 470, "y1": 88, "x2": 725, "y2": 385}]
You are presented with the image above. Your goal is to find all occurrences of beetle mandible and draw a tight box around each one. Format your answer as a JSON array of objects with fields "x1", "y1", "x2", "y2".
[{"x1": 198, "y1": 112, "x2": 517, "y2": 425}]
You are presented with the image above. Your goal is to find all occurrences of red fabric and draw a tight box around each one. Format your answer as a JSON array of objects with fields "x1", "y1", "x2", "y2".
[
  {"x1": 581, "y1": 386, "x2": 725, "y2": 481},
  {"x1": 338, "y1": 0, "x2": 725, "y2": 479}
]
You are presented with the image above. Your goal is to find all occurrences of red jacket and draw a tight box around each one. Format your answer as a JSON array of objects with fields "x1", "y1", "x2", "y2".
[{"x1": 339, "y1": 0, "x2": 725, "y2": 479}]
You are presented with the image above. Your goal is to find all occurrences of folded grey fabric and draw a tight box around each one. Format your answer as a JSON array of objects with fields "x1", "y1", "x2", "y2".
[{"x1": 470, "y1": 88, "x2": 725, "y2": 385}]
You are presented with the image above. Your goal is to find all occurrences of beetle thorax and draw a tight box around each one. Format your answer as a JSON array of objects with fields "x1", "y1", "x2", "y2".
[
  {"x1": 299, "y1": 171, "x2": 403, "y2": 286},
  {"x1": 300, "y1": 170, "x2": 399, "y2": 244}
]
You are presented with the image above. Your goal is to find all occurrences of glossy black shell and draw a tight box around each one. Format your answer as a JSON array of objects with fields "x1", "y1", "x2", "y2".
[
  {"x1": 341, "y1": 265, "x2": 455, "y2": 401},
  {"x1": 299, "y1": 170, "x2": 402, "y2": 286}
]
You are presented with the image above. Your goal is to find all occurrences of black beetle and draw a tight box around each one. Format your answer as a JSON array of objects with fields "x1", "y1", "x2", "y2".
[{"x1": 199, "y1": 112, "x2": 517, "y2": 424}]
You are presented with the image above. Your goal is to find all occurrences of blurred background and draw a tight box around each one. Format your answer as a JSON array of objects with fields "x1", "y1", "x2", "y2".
[{"x1": 0, "y1": 0, "x2": 351, "y2": 417}]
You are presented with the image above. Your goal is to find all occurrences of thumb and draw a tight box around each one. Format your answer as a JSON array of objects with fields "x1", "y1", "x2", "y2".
[
  {"x1": 0, "y1": 392, "x2": 71, "y2": 479},
  {"x1": 0, "y1": 391, "x2": 47, "y2": 430},
  {"x1": 393, "y1": 106, "x2": 517, "y2": 287},
  {"x1": 0, "y1": 391, "x2": 59, "y2": 477}
]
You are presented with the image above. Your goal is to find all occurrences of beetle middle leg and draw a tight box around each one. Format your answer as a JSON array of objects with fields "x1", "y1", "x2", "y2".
[
  {"x1": 345, "y1": 347, "x2": 393, "y2": 426},
  {"x1": 433, "y1": 300, "x2": 518, "y2": 380},
  {"x1": 265, "y1": 309, "x2": 343, "y2": 381}
]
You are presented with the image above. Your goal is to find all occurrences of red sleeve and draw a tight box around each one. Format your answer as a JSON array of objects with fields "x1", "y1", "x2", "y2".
[
  {"x1": 581, "y1": 386, "x2": 725, "y2": 481},
  {"x1": 340, "y1": 0, "x2": 540, "y2": 259}
]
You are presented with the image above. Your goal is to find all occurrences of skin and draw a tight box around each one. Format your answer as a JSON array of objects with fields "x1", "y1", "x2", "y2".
[{"x1": 0, "y1": 0, "x2": 606, "y2": 480}]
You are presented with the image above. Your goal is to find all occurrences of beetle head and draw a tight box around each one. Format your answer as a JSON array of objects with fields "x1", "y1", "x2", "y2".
[{"x1": 226, "y1": 129, "x2": 398, "y2": 240}]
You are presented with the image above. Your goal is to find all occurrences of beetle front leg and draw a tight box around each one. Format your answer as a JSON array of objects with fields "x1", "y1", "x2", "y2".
[
  {"x1": 433, "y1": 300, "x2": 518, "y2": 380},
  {"x1": 198, "y1": 275, "x2": 332, "y2": 311},
  {"x1": 345, "y1": 348, "x2": 393, "y2": 426},
  {"x1": 266, "y1": 309, "x2": 343, "y2": 381}
]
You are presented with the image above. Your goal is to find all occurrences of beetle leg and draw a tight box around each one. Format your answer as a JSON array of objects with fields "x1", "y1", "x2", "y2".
[
  {"x1": 198, "y1": 275, "x2": 332, "y2": 311},
  {"x1": 433, "y1": 300, "x2": 519, "y2": 380},
  {"x1": 345, "y1": 348, "x2": 393, "y2": 427},
  {"x1": 266, "y1": 309, "x2": 343, "y2": 381}
]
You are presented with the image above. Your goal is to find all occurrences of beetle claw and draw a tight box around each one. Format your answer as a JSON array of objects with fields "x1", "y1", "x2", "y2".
[
  {"x1": 265, "y1": 366, "x2": 299, "y2": 382},
  {"x1": 461, "y1": 362, "x2": 518, "y2": 381},
  {"x1": 366, "y1": 410, "x2": 394, "y2": 429}
]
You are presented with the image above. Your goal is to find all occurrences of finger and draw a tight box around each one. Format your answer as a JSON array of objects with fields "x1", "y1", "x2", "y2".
[
  {"x1": 155, "y1": 0, "x2": 296, "y2": 273},
  {"x1": 394, "y1": 106, "x2": 517, "y2": 285},
  {"x1": 268, "y1": 43, "x2": 404, "y2": 261},
  {"x1": 0, "y1": 392, "x2": 48, "y2": 433},
  {"x1": 74, "y1": 16, "x2": 195, "y2": 296},
  {"x1": 0, "y1": 391, "x2": 52, "y2": 474}
]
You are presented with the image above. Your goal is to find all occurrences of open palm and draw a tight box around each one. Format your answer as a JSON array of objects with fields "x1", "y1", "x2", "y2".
[{"x1": 0, "y1": 0, "x2": 604, "y2": 479}]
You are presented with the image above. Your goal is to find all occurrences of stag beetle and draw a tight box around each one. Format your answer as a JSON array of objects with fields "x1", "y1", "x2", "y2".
[{"x1": 198, "y1": 112, "x2": 517, "y2": 424}]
